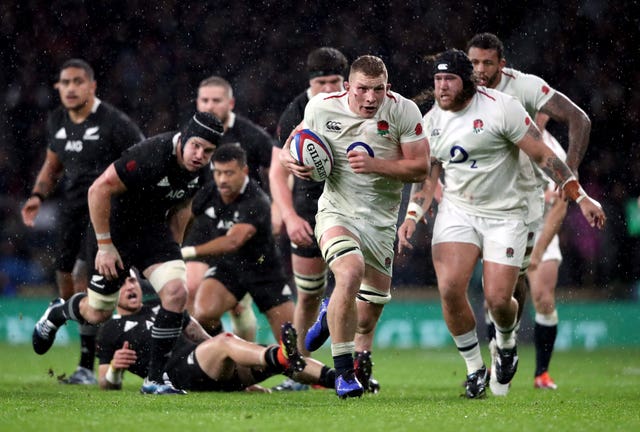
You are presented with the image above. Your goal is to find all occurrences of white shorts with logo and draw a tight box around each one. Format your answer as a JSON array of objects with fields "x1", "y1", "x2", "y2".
[
  {"x1": 315, "y1": 210, "x2": 396, "y2": 277},
  {"x1": 432, "y1": 199, "x2": 528, "y2": 267}
]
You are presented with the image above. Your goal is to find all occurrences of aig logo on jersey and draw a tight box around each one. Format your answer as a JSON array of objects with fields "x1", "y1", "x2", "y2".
[
  {"x1": 325, "y1": 120, "x2": 342, "y2": 132},
  {"x1": 65, "y1": 140, "x2": 83, "y2": 152},
  {"x1": 472, "y1": 119, "x2": 484, "y2": 134}
]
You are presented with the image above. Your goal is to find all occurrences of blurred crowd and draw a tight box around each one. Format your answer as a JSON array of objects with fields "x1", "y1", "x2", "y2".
[{"x1": 1, "y1": 0, "x2": 638, "y2": 297}]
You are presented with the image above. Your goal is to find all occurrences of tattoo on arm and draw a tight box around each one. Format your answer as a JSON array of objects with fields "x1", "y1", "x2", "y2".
[
  {"x1": 541, "y1": 154, "x2": 574, "y2": 186},
  {"x1": 526, "y1": 123, "x2": 542, "y2": 141}
]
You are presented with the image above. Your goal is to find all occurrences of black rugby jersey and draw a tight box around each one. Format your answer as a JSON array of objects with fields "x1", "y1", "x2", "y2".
[
  {"x1": 184, "y1": 178, "x2": 285, "y2": 281},
  {"x1": 220, "y1": 114, "x2": 273, "y2": 191},
  {"x1": 47, "y1": 99, "x2": 144, "y2": 208},
  {"x1": 276, "y1": 90, "x2": 324, "y2": 209},
  {"x1": 96, "y1": 305, "x2": 191, "y2": 378},
  {"x1": 112, "y1": 132, "x2": 211, "y2": 229}
]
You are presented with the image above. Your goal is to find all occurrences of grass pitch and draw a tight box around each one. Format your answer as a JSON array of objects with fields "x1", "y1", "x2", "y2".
[{"x1": 1, "y1": 344, "x2": 639, "y2": 432}]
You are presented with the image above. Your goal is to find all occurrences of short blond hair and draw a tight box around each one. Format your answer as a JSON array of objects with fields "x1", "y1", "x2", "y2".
[
  {"x1": 349, "y1": 55, "x2": 388, "y2": 80},
  {"x1": 198, "y1": 75, "x2": 233, "y2": 98}
]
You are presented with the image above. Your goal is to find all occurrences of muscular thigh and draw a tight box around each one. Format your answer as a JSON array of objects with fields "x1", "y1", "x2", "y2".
[
  {"x1": 196, "y1": 275, "x2": 239, "y2": 315},
  {"x1": 432, "y1": 242, "x2": 481, "y2": 293},
  {"x1": 316, "y1": 212, "x2": 395, "y2": 277}
]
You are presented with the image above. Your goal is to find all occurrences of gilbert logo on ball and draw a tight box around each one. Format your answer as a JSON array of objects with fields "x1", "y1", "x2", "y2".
[{"x1": 290, "y1": 129, "x2": 334, "y2": 182}]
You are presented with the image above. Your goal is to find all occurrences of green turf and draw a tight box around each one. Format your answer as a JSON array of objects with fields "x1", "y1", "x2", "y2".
[{"x1": 1, "y1": 344, "x2": 639, "y2": 432}]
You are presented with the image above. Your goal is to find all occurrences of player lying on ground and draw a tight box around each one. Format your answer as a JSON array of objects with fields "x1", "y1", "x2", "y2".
[{"x1": 97, "y1": 271, "x2": 336, "y2": 393}]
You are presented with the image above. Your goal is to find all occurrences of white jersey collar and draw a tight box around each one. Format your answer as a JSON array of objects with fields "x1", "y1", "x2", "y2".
[
  {"x1": 227, "y1": 111, "x2": 236, "y2": 129},
  {"x1": 91, "y1": 97, "x2": 102, "y2": 113}
]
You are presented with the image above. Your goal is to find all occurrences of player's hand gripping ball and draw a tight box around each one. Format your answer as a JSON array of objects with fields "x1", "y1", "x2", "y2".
[{"x1": 289, "y1": 129, "x2": 334, "y2": 182}]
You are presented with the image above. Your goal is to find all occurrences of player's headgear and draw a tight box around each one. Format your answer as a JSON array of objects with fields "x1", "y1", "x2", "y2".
[
  {"x1": 307, "y1": 47, "x2": 348, "y2": 79},
  {"x1": 181, "y1": 111, "x2": 224, "y2": 146},
  {"x1": 433, "y1": 49, "x2": 474, "y2": 84}
]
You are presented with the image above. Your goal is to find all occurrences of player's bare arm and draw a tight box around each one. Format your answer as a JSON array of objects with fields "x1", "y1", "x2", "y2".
[
  {"x1": 21, "y1": 150, "x2": 64, "y2": 227},
  {"x1": 538, "y1": 91, "x2": 591, "y2": 173},
  {"x1": 348, "y1": 137, "x2": 429, "y2": 182},
  {"x1": 279, "y1": 122, "x2": 314, "y2": 180},
  {"x1": 181, "y1": 223, "x2": 257, "y2": 259},
  {"x1": 88, "y1": 164, "x2": 127, "y2": 279},
  {"x1": 183, "y1": 315, "x2": 213, "y2": 343},
  {"x1": 517, "y1": 124, "x2": 605, "y2": 229},
  {"x1": 397, "y1": 160, "x2": 441, "y2": 254},
  {"x1": 269, "y1": 146, "x2": 313, "y2": 246},
  {"x1": 98, "y1": 341, "x2": 136, "y2": 390}
]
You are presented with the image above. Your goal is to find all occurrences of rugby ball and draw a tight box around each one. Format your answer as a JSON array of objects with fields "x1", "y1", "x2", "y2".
[{"x1": 289, "y1": 129, "x2": 333, "y2": 182}]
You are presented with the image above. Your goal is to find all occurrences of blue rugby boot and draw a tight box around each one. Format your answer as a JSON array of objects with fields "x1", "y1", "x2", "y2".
[{"x1": 305, "y1": 297, "x2": 330, "y2": 352}]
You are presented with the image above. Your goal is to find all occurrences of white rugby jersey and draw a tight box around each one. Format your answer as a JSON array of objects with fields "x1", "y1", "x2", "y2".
[
  {"x1": 425, "y1": 87, "x2": 534, "y2": 219},
  {"x1": 304, "y1": 90, "x2": 425, "y2": 227},
  {"x1": 496, "y1": 67, "x2": 555, "y2": 119}
]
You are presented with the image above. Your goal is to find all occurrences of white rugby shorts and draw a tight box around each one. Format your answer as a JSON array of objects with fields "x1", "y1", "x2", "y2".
[
  {"x1": 315, "y1": 210, "x2": 396, "y2": 277},
  {"x1": 432, "y1": 199, "x2": 528, "y2": 267}
]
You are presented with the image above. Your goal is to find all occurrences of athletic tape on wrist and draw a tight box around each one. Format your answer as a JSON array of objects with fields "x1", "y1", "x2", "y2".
[
  {"x1": 105, "y1": 363, "x2": 123, "y2": 385},
  {"x1": 181, "y1": 246, "x2": 197, "y2": 259},
  {"x1": 562, "y1": 179, "x2": 587, "y2": 203},
  {"x1": 405, "y1": 202, "x2": 424, "y2": 223},
  {"x1": 96, "y1": 232, "x2": 111, "y2": 240}
]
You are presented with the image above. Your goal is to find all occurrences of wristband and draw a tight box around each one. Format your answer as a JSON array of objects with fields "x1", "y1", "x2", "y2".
[
  {"x1": 105, "y1": 363, "x2": 123, "y2": 385},
  {"x1": 96, "y1": 232, "x2": 111, "y2": 240},
  {"x1": 562, "y1": 179, "x2": 587, "y2": 203},
  {"x1": 181, "y1": 246, "x2": 197, "y2": 259},
  {"x1": 30, "y1": 192, "x2": 45, "y2": 202},
  {"x1": 405, "y1": 202, "x2": 425, "y2": 223}
]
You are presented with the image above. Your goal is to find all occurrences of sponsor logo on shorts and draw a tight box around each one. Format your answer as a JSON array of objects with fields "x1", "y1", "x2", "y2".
[
  {"x1": 385, "y1": 257, "x2": 392, "y2": 268},
  {"x1": 506, "y1": 247, "x2": 515, "y2": 258}
]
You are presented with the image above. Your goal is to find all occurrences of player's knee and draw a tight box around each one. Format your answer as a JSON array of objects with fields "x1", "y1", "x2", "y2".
[{"x1": 485, "y1": 291, "x2": 513, "y2": 312}]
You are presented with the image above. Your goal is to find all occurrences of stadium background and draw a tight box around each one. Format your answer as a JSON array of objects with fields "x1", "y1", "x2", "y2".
[{"x1": 1, "y1": 1, "x2": 638, "y2": 307}]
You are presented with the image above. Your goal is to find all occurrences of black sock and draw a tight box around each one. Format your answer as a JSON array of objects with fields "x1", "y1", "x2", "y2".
[
  {"x1": 78, "y1": 323, "x2": 98, "y2": 370},
  {"x1": 50, "y1": 292, "x2": 87, "y2": 326},
  {"x1": 333, "y1": 353, "x2": 354, "y2": 376},
  {"x1": 534, "y1": 322, "x2": 557, "y2": 376},
  {"x1": 148, "y1": 307, "x2": 183, "y2": 382},
  {"x1": 263, "y1": 346, "x2": 285, "y2": 374},
  {"x1": 487, "y1": 321, "x2": 496, "y2": 342},
  {"x1": 319, "y1": 366, "x2": 336, "y2": 388}
]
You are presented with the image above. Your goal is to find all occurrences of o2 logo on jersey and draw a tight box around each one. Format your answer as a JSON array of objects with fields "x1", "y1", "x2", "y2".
[
  {"x1": 346, "y1": 142, "x2": 374, "y2": 157},
  {"x1": 449, "y1": 145, "x2": 478, "y2": 168},
  {"x1": 65, "y1": 140, "x2": 83, "y2": 152}
]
